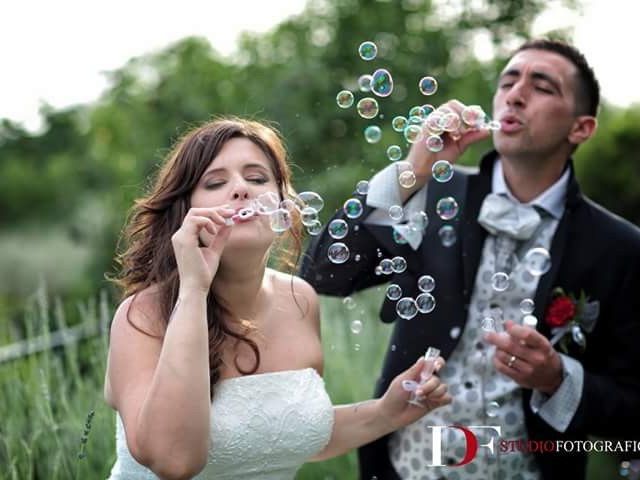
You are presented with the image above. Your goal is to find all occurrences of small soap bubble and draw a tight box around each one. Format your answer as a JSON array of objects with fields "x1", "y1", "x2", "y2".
[
  {"x1": 425, "y1": 135, "x2": 444, "y2": 152},
  {"x1": 379, "y1": 258, "x2": 394, "y2": 275},
  {"x1": 354, "y1": 343, "x2": 361, "y2": 351},
  {"x1": 336, "y1": 90, "x2": 354, "y2": 108},
  {"x1": 438, "y1": 225, "x2": 457, "y2": 247},
  {"x1": 371, "y1": 68, "x2": 394, "y2": 97},
  {"x1": 255, "y1": 192, "x2": 280, "y2": 215},
  {"x1": 572, "y1": 325, "x2": 586, "y2": 348},
  {"x1": 393, "y1": 229, "x2": 408, "y2": 244},
  {"x1": 279, "y1": 198, "x2": 297, "y2": 213},
  {"x1": 488, "y1": 120, "x2": 501, "y2": 130},
  {"x1": 328, "y1": 219, "x2": 349, "y2": 240},
  {"x1": 358, "y1": 74, "x2": 373, "y2": 92},
  {"x1": 461, "y1": 105, "x2": 486, "y2": 127},
  {"x1": 441, "y1": 112, "x2": 461, "y2": 132},
  {"x1": 307, "y1": 220, "x2": 323, "y2": 236},
  {"x1": 364, "y1": 125, "x2": 382, "y2": 143},
  {"x1": 408, "y1": 211, "x2": 428, "y2": 232},
  {"x1": 354, "y1": 254, "x2": 361, "y2": 262},
  {"x1": 358, "y1": 41, "x2": 377, "y2": 61},
  {"x1": 269, "y1": 208, "x2": 292, "y2": 233},
  {"x1": 523, "y1": 247, "x2": 552, "y2": 276},
  {"x1": 425, "y1": 113, "x2": 444, "y2": 135},
  {"x1": 491, "y1": 272, "x2": 510, "y2": 292},
  {"x1": 418, "y1": 76, "x2": 438, "y2": 95},
  {"x1": 388, "y1": 205, "x2": 403, "y2": 221},
  {"x1": 350, "y1": 319, "x2": 363, "y2": 334},
  {"x1": 408, "y1": 105, "x2": 426, "y2": 119},
  {"x1": 432, "y1": 160, "x2": 453, "y2": 183},
  {"x1": 396, "y1": 297, "x2": 418, "y2": 320},
  {"x1": 421, "y1": 104, "x2": 435, "y2": 117},
  {"x1": 357, "y1": 97, "x2": 379, "y2": 119},
  {"x1": 301, "y1": 207, "x2": 319, "y2": 227},
  {"x1": 398, "y1": 170, "x2": 417, "y2": 188},
  {"x1": 481, "y1": 316, "x2": 497, "y2": 332},
  {"x1": 486, "y1": 401, "x2": 500, "y2": 418},
  {"x1": 436, "y1": 197, "x2": 459, "y2": 220},
  {"x1": 356, "y1": 180, "x2": 370, "y2": 195},
  {"x1": 386, "y1": 145, "x2": 403, "y2": 161},
  {"x1": 418, "y1": 275, "x2": 435, "y2": 293},
  {"x1": 391, "y1": 116, "x2": 408, "y2": 132},
  {"x1": 391, "y1": 256, "x2": 407, "y2": 274},
  {"x1": 343, "y1": 296, "x2": 357, "y2": 310},
  {"x1": 374, "y1": 265, "x2": 383, "y2": 275},
  {"x1": 328, "y1": 242, "x2": 350, "y2": 264},
  {"x1": 520, "y1": 298, "x2": 535, "y2": 315},
  {"x1": 416, "y1": 293, "x2": 436, "y2": 313},
  {"x1": 296, "y1": 191, "x2": 324, "y2": 213},
  {"x1": 403, "y1": 124, "x2": 423, "y2": 144},
  {"x1": 343, "y1": 198, "x2": 364, "y2": 219},
  {"x1": 386, "y1": 284, "x2": 403, "y2": 300}
]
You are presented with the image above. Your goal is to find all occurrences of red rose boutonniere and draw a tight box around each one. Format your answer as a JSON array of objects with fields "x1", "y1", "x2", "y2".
[{"x1": 545, "y1": 288, "x2": 599, "y2": 353}]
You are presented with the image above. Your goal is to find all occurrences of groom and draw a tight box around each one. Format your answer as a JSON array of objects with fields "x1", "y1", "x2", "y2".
[{"x1": 301, "y1": 39, "x2": 640, "y2": 479}]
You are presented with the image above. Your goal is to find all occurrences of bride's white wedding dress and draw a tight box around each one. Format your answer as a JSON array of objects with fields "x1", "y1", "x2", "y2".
[{"x1": 107, "y1": 368, "x2": 334, "y2": 479}]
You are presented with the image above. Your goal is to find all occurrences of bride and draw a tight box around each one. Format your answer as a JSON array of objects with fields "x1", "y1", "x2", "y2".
[{"x1": 104, "y1": 117, "x2": 451, "y2": 479}]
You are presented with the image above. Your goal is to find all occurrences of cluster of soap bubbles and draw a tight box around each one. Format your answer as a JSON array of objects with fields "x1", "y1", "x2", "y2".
[
  {"x1": 619, "y1": 460, "x2": 640, "y2": 479},
  {"x1": 375, "y1": 256, "x2": 408, "y2": 275},
  {"x1": 390, "y1": 274, "x2": 438, "y2": 320},
  {"x1": 332, "y1": 40, "x2": 559, "y2": 337}
]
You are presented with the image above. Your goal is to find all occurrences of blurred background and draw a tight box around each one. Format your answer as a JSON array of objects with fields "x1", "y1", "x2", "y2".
[{"x1": 1, "y1": 0, "x2": 639, "y2": 478}]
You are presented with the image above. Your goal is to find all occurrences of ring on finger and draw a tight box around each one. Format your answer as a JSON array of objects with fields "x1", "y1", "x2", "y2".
[{"x1": 507, "y1": 354, "x2": 517, "y2": 368}]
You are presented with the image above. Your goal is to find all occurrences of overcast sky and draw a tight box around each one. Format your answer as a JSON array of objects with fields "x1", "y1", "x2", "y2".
[{"x1": 1, "y1": 0, "x2": 637, "y2": 131}]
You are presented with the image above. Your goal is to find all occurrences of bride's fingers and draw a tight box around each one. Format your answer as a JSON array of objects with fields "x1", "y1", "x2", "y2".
[{"x1": 186, "y1": 206, "x2": 236, "y2": 224}]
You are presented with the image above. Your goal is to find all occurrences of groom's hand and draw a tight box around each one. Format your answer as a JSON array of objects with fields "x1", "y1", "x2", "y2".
[{"x1": 484, "y1": 320, "x2": 563, "y2": 395}]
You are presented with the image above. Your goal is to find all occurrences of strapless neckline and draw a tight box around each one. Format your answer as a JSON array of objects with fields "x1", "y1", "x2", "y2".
[{"x1": 217, "y1": 367, "x2": 318, "y2": 384}]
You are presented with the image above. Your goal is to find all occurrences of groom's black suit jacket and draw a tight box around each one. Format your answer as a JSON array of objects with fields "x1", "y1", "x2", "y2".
[{"x1": 301, "y1": 151, "x2": 640, "y2": 480}]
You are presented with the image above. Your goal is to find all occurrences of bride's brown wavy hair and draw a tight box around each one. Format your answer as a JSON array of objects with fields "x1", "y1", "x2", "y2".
[{"x1": 109, "y1": 117, "x2": 302, "y2": 399}]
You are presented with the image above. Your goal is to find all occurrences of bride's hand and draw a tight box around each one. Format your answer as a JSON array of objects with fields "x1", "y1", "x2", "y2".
[
  {"x1": 171, "y1": 205, "x2": 236, "y2": 294},
  {"x1": 377, "y1": 356, "x2": 451, "y2": 431}
]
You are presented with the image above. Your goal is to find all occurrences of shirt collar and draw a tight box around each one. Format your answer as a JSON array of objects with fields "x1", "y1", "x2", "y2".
[{"x1": 492, "y1": 158, "x2": 569, "y2": 219}]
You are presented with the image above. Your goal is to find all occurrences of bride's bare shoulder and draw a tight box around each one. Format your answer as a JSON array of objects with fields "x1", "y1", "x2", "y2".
[
  {"x1": 268, "y1": 269, "x2": 319, "y2": 320},
  {"x1": 110, "y1": 284, "x2": 167, "y2": 338}
]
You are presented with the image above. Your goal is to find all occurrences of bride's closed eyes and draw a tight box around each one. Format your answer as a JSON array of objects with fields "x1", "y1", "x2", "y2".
[{"x1": 205, "y1": 176, "x2": 269, "y2": 189}]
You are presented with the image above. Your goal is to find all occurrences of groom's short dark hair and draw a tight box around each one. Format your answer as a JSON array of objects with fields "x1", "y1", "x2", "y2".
[{"x1": 515, "y1": 39, "x2": 600, "y2": 117}]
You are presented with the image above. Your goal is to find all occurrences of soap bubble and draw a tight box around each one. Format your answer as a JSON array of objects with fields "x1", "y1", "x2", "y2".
[
  {"x1": 300, "y1": 207, "x2": 319, "y2": 227},
  {"x1": 398, "y1": 170, "x2": 417, "y2": 188},
  {"x1": 357, "y1": 97, "x2": 379, "y2": 119},
  {"x1": 328, "y1": 219, "x2": 349, "y2": 239},
  {"x1": 391, "y1": 256, "x2": 407, "y2": 273},
  {"x1": 350, "y1": 319, "x2": 363, "y2": 334},
  {"x1": 386, "y1": 145, "x2": 402, "y2": 161},
  {"x1": 403, "y1": 124, "x2": 423, "y2": 144},
  {"x1": 358, "y1": 74, "x2": 373, "y2": 92},
  {"x1": 431, "y1": 160, "x2": 453, "y2": 183},
  {"x1": 371, "y1": 68, "x2": 393, "y2": 97},
  {"x1": 336, "y1": 90, "x2": 354, "y2": 108},
  {"x1": 356, "y1": 180, "x2": 370, "y2": 195},
  {"x1": 436, "y1": 197, "x2": 459, "y2": 220},
  {"x1": 418, "y1": 275, "x2": 435, "y2": 293},
  {"x1": 296, "y1": 191, "x2": 324, "y2": 213},
  {"x1": 306, "y1": 220, "x2": 323, "y2": 236},
  {"x1": 327, "y1": 242, "x2": 350, "y2": 264},
  {"x1": 358, "y1": 41, "x2": 377, "y2": 61},
  {"x1": 438, "y1": 225, "x2": 457, "y2": 247},
  {"x1": 418, "y1": 76, "x2": 438, "y2": 95},
  {"x1": 386, "y1": 284, "x2": 403, "y2": 300},
  {"x1": 379, "y1": 258, "x2": 394, "y2": 275},
  {"x1": 491, "y1": 272, "x2": 510, "y2": 292},
  {"x1": 523, "y1": 247, "x2": 552, "y2": 276},
  {"x1": 416, "y1": 293, "x2": 436, "y2": 313},
  {"x1": 343, "y1": 198, "x2": 364, "y2": 219},
  {"x1": 269, "y1": 208, "x2": 292, "y2": 233},
  {"x1": 388, "y1": 205, "x2": 403, "y2": 221},
  {"x1": 519, "y1": 299, "x2": 535, "y2": 314},
  {"x1": 396, "y1": 297, "x2": 418, "y2": 320},
  {"x1": 364, "y1": 125, "x2": 382, "y2": 143},
  {"x1": 426, "y1": 135, "x2": 444, "y2": 152},
  {"x1": 391, "y1": 116, "x2": 408, "y2": 132}
]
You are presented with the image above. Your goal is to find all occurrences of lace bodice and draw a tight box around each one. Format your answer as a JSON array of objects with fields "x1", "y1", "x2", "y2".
[{"x1": 107, "y1": 368, "x2": 334, "y2": 479}]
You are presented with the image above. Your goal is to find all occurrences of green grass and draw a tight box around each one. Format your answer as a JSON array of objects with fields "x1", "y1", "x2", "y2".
[{"x1": 0, "y1": 285, "x2": 625, "y2": 479}]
